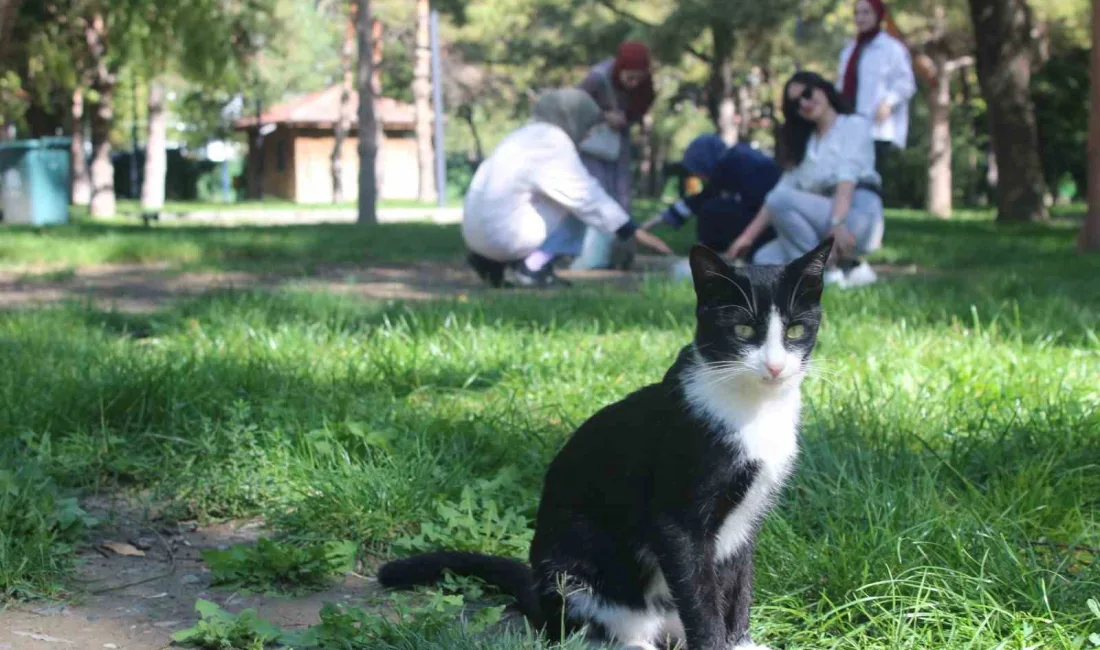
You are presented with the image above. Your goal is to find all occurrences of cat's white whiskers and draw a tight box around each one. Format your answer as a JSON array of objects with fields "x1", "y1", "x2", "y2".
[
  {"x1": 713, "y1": 304, "x2": 755, "y2": 319},
  {"x1": 705, "y1": 270, "x2": 756, "y2": 316}
]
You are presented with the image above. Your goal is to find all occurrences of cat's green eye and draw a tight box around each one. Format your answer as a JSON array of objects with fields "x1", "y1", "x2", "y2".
[
  {"x1": 734, "y1": 325, "x2": 755, "y2": 338},
  {"x1": 786, "y1": 324, "x2": 806, "y2": 339}
]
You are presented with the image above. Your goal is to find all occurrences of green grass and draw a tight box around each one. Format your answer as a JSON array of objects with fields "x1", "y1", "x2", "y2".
[
  {"x1": 0, "y1": 211, "x2": 1098, "y2": 648},
  {"x1": 0, "y1": 221, "x2": 465, "y2": 270}
]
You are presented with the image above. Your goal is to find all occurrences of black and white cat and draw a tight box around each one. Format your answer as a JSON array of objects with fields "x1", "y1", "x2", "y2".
[{"x1": 379, "y1": 239, "x2": 833, "y2": 650}]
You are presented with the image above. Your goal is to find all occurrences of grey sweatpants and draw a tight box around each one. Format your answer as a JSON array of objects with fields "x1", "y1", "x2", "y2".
[{"x1": 753, "y1": 187, "x2": 885, "y2": 265}]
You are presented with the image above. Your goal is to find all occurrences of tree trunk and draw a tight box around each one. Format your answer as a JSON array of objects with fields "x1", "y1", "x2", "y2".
[
  {"x1": 927, "y1": 54, "x2": 953, "y2": 218},
  {"x1": 0, "y1": 0, "x2": 22, "y2": 60},
  {"x1": 70, "y1": 87, "x2": 91, "y2": 206},
  {"x1": 356, "y1": 0, "x2": 378, "y2": 225},
  {"x1": 737, "y1": 83, "x2": 754, "y2": 143},
  {"x1": 332, "y1": 10, "x2": 354, "y2": 204},
  {"x1": 652, "y1": 137, "x2": 668, "y2": 198},
  {"x1": 968, "y1": 0, "x2": 1048, "y2": 222},
  {"x1": 413, "y1": 0, "x2": 436, "y2": 203},
  {"x1": 1080, "y1": 0, "x2": 1100, "y2": 251},
  {"x1": 459, "y1": 106, "x2": 483, "y2": 162},
  {"x1": 141, "y1": 79, "x2": 167, "y2": 213},
  {"x1": 248, "y1": 98, "x2": 265, "y2": 200},
  {"x1": 85, "y1": 11, "x2": 115, "y2": 218},
  {"x1": 708, "y1": 25, "x2": 738, "y2": 145},
  {"x1": 960, "y1": 66, "x2": 982, "y2": 205}
]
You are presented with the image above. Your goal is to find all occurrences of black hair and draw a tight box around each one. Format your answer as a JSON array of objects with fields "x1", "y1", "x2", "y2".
[{"x1": 778, "y1": 71, "x2": 853, "y2": 169}]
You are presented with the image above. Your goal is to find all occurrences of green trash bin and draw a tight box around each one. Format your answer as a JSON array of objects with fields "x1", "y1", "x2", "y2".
[{"x1": 0, "y1": 137, "x2": 72, "y2": 226}]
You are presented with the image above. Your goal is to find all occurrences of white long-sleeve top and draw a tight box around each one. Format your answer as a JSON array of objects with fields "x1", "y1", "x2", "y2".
[
  {"x1": 462, "y1": 122, "x2": 632, "y2": 262},
  {"x1": 837, "y1": 32, "x2": 917, "y2": 149},
  {"x1": 771, "y1": 114, "x2": 881, "y2": 197}
]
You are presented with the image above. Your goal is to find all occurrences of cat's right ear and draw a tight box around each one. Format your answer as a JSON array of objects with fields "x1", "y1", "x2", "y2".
[
  {"x1": 783, "y1": 237, "x2": 833, "y2": 303},
  {"x1": 689, "y1": 244, "x2": 735, "y2": 306}
]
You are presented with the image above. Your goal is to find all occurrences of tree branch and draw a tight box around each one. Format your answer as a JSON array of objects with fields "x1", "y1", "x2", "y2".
[{"x1": 594, "y1": 0, "x2": 711, "y2": 63}]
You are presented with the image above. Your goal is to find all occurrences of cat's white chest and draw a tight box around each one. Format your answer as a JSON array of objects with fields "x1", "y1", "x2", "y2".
[
  {"x1": 683, "y1": 376, "x2": 801, "y2": 560},
  {"x1": 734, "y1": 398, "x2": 800, "y2": 472},
  {"x1": 713, "y1": 404, "x2": 799, "y2": 559}
]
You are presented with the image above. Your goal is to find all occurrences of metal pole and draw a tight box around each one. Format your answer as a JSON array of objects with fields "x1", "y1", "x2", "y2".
[{"x1": 429, "y1": 9, "x2": 446, "y2": 207}]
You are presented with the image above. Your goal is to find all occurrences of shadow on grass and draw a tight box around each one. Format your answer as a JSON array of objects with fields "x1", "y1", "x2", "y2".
[{"x1": 0, "y1": 222, "x2": 466, "y2": 270}]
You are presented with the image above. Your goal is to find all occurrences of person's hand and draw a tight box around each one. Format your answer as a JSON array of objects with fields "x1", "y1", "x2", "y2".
[
  {"x1": 830, "y1": 224, "x2": 857, "y2": 260},
  {"x1": 605, "y1": 110, "x2": 627, "y2": 130},
  {"x1": 875, "y1": 101, "x2": 893, "y2": 124},
  {"x1": 726, "y1": 234, "x2": 755, "y2": 261},
  {"x1": 634, "y1": 229, "x2": 673, "y2": 255}
]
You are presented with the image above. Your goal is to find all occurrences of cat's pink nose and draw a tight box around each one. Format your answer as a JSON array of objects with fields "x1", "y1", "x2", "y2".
[{"x1": 766, "y1": 363, "x2": 783, "y2": 378}]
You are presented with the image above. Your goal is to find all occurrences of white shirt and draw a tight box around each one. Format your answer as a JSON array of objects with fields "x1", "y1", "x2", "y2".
[
  {"x1": 462, "y1": 122, "x2": 631, "y2": 262},
  {"x1": 773, "y1": 114, "x2": 881, "y2": 196},
  {"x1": 837, "y1": 32, "x2": 917, "y2": 149}
]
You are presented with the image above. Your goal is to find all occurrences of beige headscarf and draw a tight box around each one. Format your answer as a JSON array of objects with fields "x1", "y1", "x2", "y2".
[{"x1": 531, "y1": 89, "x2": 604, "y2": 145}]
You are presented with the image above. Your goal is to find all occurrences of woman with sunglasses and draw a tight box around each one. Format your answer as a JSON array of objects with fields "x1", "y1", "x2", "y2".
[{"x1": 727, "y1": 71, "x2": 884, "y2": 287}]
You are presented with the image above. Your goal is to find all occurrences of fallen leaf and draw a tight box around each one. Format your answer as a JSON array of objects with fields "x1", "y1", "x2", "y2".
[
  {"x1": 152, "y1": 620, "x2": 181, "y2": 628},
  {"x1": 100, "y1": 541, "x2": 146, "y2": 557},
  {"x1": 13, "y1": 631, "x2": 73, "y2": 644}
]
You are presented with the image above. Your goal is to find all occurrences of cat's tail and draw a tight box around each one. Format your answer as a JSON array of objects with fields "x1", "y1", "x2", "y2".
[{"x1": 377, "y1": 551, "x2": 542, "y2": 626}]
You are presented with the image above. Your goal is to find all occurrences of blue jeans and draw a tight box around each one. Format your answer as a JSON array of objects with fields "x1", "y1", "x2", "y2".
[{"x1": 538, "y1": 214, "x2": 589, "y2": 259}]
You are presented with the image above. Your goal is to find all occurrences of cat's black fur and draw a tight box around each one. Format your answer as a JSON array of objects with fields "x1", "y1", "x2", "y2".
[{"x1": 378, "y1": 240, "x2": 833, "y2": 649}]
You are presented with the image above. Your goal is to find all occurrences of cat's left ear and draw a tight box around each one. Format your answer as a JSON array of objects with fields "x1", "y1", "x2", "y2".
[
  {"x1": 689, "y1": 244, "x2": 742, "y2": 307},
  {"x1": 783, "y1": 237, "x2": 833, "y2": 303}
]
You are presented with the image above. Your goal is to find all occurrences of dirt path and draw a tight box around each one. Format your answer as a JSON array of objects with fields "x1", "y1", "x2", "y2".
[
  {"x1": 0, "y1": 259, "x2": 929, "y2": 313},
  {"x1": 2, "y1": 500, "x2": 382, "y2": 650},
  {"x1": 0, "y1": 260, "x2": 677, "y2": 312}
]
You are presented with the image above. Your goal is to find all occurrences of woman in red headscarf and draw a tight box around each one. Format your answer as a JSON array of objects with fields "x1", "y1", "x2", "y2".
[
  {"x1": 836, "y1": 0, "x2": 916, "y2": 183},
  {"x1": 567, "y1": 41, "x2": 657, "y2": 270}
]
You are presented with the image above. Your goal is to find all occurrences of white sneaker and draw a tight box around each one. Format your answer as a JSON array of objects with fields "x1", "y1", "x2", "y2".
[
  {"x1": 844, "y1": 261, "x2": 878, "y2": 287},
  {"x1": 823, "y1": 267, "x2": 848, "y2": 287}
]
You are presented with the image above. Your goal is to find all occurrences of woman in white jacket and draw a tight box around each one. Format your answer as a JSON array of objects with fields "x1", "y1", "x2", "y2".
[
  {"x1": 463, "y1": 89, "x2": 670, "y2": 288},
  {"x1": 836, "y1": 0, "x2": 916, "y2": 179}
]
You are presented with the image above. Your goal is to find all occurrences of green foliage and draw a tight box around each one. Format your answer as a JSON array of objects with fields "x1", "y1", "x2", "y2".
[
  {"x1": 202, "y1": 538, "x2": 358, "y2": 595},
  {"x1": 171, "y1": 599, "x2": 283, "y2": 648},
  {"x1": 394, "y1": 471, "x2": 533, "y2": 559},
  {"x1": 172, "y1": 592, "x2": 506, "y2": 649},
  {"x1": 290, "y1": 594, "x2": 504, "y2": 648},
  {"x1": 1088, "y1": 598, "x2": 1100, "y2": 647},
  {"x1": 0, "y1": 440, "x2": 96, "y2": 600}
]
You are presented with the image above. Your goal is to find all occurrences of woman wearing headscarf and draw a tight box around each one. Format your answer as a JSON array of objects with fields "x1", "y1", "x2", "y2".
[
  {"x1": 569, "y1": 41, "x2": 658, "y2": 270},
  {"x1": 462, "y1": 89, "x2": 671, "y2": 289},
  {"x1": 640, "y1": 134, "x2": 780, "y2": 258},
  {"x1": 837, "y1": 0, "x2": 916, "y2": 180}
]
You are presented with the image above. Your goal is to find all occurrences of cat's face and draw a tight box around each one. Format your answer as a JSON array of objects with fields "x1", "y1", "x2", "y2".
[{"x1": 688, "y1": 241, "x2": 831, "y2": 393}]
